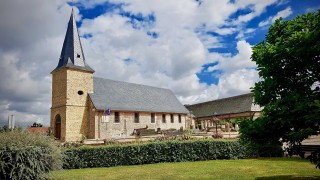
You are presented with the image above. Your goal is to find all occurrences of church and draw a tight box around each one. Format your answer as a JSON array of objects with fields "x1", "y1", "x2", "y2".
[{"x1": 50, "y1": 10, "x2": 189, "y2": 142}]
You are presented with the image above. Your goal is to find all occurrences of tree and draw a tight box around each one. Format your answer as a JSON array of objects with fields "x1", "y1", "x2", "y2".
[
  {"x1": 31, "y1": 122, "x2": 43, "y2": 127},
  {"x1": 240, "y1": 10, "x2": 320, "y2": 154}
]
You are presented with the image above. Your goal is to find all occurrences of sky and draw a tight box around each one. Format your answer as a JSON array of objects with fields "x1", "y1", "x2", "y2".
[{"x1": 0, "y1": 0, "x2": 319, "y2": 127}]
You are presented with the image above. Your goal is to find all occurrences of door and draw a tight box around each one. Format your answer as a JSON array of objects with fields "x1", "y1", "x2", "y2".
[
  {"x1": 55, "y1": 114, "x2": 61, "y2": 140},
  {"x1": 55, "y1": 123, "x2": 61, "y2": 140}
]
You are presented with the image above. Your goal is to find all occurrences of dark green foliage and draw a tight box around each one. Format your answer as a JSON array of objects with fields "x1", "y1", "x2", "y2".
[
  {"x1": 0, "y1": 147, "x2": 50, "y2": 180},
  {"x1": 241, "y1": 10, "x2": 320, "y2": 155},
  {"x1": 309, "y1": 150, "x2": 320, "y2": 169},
  {"x1": 0, "y1": 131, "x2": 63, "y2": 180},
  {"x1": 239, "y1": 117, "x2": 283, "y2": 157},
  {"x1": 0, "y1": 126, "x2": 22, "y2": 133},
  {"x1": 31, "y1": 122, "x2": 43, "y2": 127},
  {"x1": 63, "y1": 140, "x2": 248, "y2": 169}
]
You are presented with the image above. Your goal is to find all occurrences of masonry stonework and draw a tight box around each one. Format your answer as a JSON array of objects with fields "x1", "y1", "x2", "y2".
[
  {"x1": 50, "y1": 107, "x2": 66, "y2": 141},
  {"x1": 92, "y1": 112, "x2": 187, "y2": 139},
  {"x1": 51, "y1": 68, "x2": 93, "y2": 142}
]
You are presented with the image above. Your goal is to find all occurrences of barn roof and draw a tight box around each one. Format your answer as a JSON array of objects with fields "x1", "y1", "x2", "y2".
[
  {"x1": 89, "y1": 77, "x2": 189, "y2": 114},
  {"x1": 185, "y1": 93, "x2": 262, "y2": 118}
]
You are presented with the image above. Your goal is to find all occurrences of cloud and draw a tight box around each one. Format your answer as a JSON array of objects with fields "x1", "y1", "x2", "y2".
[
  {"x1": 207, "y1": 40, "x2": 255, "y2": 73},
  {"x1": 217, "y1": 69, "x2": 259, "y2": 98},
  {"x1": 0, "y1": 0, "x2": 73, "y2": 126},
  {"x1": 259, "y1": 7, "x2": 292, "y2": 27},
  {"x1": 0, "y1": 0, "x2": 288, "y2": 127}
]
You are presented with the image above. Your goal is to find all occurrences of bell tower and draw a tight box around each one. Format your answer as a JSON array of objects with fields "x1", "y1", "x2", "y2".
[{"x1": 50, "y1": 9, "x2": 94, "y2": 142}]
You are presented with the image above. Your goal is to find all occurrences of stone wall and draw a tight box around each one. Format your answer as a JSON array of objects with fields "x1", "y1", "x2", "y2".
[
  {"x1": 51, "y1": 68, "x2": 93, "y2": 142},
  {"x1": 93, "y1": 111, "x2": 187, "y2": 139},
  {"x1": 51, "y1": 69, "x2": 67, "y2": 107},
  {"x1": 51, "y1": 67, "x2": 188, "y2": 141},
  {"x1": 66, "y1": 69, "x2": 93, "y2": 106},
  {"x1": 50, "y1": 107, "x2": 66, "y2": 141}
]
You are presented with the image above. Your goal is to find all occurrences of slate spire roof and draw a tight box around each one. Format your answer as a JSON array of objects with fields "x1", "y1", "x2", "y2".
[{"x1": 54, "y1": 9, "x2": 94, "y2": 72}]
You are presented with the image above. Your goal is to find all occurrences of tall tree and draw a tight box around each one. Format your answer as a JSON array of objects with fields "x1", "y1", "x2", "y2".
[{"x1": 241, "y1": 10, "x2": 320, "y2": 150}]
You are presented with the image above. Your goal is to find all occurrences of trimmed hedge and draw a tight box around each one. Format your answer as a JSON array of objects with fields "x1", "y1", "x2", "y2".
[{"x1": 63, "y1": 140, "x2": 248, "y2": 169}]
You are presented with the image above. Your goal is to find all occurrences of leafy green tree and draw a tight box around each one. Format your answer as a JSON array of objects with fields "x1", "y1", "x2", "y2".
[
  {"x1": 31, "y1": 122, "x2": 43, "y2": 127},
  {"x1": 240, "y1": 10, "x2": 320, "y2": 154}
]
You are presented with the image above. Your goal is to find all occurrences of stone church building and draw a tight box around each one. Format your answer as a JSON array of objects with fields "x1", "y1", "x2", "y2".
[{"x1": 50, "y1": 10, "x2": 189, "y2": 142}]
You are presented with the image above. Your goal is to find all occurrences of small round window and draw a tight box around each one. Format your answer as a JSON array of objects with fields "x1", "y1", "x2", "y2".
[{"x1": 78, "y1": 90, "x2": 84, "y2": 95}]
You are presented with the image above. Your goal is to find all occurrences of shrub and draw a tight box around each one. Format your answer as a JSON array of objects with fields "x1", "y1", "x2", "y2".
[
  {"x1": 0, "y1": 130, "x2": 63, "y2": 179},
  {"x1": 309, "y1": 150, "x2": 320, "y2": 169},
  {"x1": 63, "y1": 140, "x2": 249, "y2": 169}
]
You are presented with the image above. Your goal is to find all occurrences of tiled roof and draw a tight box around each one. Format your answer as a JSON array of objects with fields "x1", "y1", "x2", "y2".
[
  {"x1": 26, "y1": 127, "x2": 49, "y2": 134},
  {"x1": 89, "y1": 77, "x2": 189, "y2": 114},
  {"x1": 53, "y1": 9, "x2": 94, "y2": 72},
  {"x1": 185, "y1": 93, "x2": 261, "y2": 117}
]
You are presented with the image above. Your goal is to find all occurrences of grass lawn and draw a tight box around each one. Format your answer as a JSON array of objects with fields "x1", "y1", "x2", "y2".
[{"x1": 50, "y1": 158, "x2": 320, "y2": 180}]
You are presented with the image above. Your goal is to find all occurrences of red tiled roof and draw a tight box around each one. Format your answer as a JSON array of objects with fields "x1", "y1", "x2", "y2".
[{"x1": 26, "y1": 127, "x2": 49, "y2": 134}]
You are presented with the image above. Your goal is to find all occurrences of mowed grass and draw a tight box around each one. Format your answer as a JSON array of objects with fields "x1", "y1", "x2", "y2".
[{"x1": 50, "y1": 158, "x2": 320, "y2": 180}]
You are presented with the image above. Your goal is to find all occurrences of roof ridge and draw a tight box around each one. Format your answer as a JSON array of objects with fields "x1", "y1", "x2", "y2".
[
  {"x1": 187, "y1": 93, "x2": 253, "y2": 106},
  {"x1": 93, "y1": 76, "x2": 171, "y2": 91}
]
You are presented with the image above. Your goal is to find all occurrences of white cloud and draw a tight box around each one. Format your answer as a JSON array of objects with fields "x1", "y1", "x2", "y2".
[
  {"x1": 259, "y1": 7, "x2": 292, "y2": 27},
  {"x1": 0, "y1": 0, "x2": 73, "y2": 126},
  {"x1": 0, "y1": 0, "x2": 290, "y2": 127},
  {"x1": 207, "y1": 40, "x2": 256, "y2": 73},
  {"x1": 217, "y1": 68, "x2": 259, "y2": 98}
]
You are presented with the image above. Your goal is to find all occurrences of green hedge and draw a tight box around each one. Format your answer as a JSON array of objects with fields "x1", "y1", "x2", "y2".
[{"x1": 63, "y1": 140, "x2": 248, "y2": 169}]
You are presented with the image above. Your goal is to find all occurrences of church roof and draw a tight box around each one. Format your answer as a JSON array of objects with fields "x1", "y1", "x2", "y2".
[
  {"x1": 185, "y1": 93, "x2": 262, "y2": 118},
  {"x1": 89, "y1": 77, "x2": 189, "y2": 114},
  {"x1": 53, "y1": 9, "x2": 94, "y2": 72}
]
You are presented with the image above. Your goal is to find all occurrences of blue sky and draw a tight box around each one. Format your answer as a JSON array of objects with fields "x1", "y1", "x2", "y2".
[
  {"x1": 0, "y1": 0, "x2": 319, "y2": 127},
  {"x1": 72, "y1": 0, "x2": 320, "y2": 86}
]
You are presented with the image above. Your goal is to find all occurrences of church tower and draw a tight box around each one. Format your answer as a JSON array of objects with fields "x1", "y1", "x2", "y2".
[{"x1": 51, "y1": 9, "x2": 94, "y2": 142}]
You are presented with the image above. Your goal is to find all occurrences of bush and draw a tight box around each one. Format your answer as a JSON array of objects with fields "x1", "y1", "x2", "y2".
[
  {"x1": 240, "y1": 141, "x2": 283, "y2": 158},
  {"x1": 0, "y1": 130, "x2": 63, "y2": 180},
  {"x1": 309, "y1": 150, "x2": 320, "y2": 169},
  {"x1": 63, "y1": 140, "x2": 249, "y2": 169}
]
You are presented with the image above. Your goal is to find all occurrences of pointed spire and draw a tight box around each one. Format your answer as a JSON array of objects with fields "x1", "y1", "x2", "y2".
[{"x1": 54, "y1": 9, "x2": 94, "y2": 72}]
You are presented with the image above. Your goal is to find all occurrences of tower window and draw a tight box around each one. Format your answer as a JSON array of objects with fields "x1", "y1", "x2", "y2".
[
  {"x1": 78, "y1": 90, "x2": 84, "y2": 95},
  {"x1": 77, "y1": 54, "x2": 81, "y2": 58}
]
